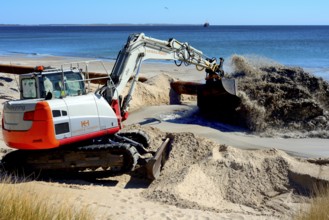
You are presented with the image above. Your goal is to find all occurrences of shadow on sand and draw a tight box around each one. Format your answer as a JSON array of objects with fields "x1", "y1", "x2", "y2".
[{"x1": 0, "y1": 168, "x2": 153, "y2": 189}]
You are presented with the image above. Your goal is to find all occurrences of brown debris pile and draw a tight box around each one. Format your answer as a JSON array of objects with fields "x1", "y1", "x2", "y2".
[{"x1": 230, "y1": 55, "x2": 329, "y2": 137}]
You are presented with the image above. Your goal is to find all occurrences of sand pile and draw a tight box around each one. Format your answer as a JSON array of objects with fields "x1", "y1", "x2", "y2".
[
  {"x1": 137, "y1": 125, "x2": 329, "y2": 218},
  {"x1": 123, "y1": 73, "x2": 182, "y2": 111},
  {"x1": 0, "y1": 74, "x2": 19, "y2": 102},
  {"x1": 0, "y1": 73, "x2": 19, "y2": 122},
  {"x1": 230, "y1": 55, "x2": 329, "y2": 137}
]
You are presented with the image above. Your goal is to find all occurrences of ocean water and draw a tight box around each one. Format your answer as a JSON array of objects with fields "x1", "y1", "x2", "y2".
[{"x1": 0, "y1": 25, "x2": 329, "y2": 80}]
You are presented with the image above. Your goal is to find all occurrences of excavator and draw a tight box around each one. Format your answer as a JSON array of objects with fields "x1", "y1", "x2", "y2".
[{"x1": 1, "y1": 33, "x2": 239, "y2": 179}]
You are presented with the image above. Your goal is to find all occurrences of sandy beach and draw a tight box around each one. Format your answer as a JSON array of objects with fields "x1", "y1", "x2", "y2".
[{"x1": 1, "y1": 54, "x2": 329, "y2": 219}]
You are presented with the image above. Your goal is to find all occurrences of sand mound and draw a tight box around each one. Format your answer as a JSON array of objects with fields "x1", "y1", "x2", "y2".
[
  {"x1": 137, "y1": 126, "x2": 329, "y2": 218},
  {"x1": 123, "y1": 73, "x2": 182, "y2": 111},
  {"x1": 230, "y1": 55, "x2": 329, "y2": 137},
  {"x1": 0, "y1": 74, "x2": 19, "y2": 102},
  {"x1": 0, "y1": 73, "x2": 20, "y2": 121}
]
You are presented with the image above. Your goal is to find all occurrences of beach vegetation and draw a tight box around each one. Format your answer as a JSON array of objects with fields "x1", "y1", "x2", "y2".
[
  {"x1": 0, "y1": 175, "x2": 94, "y2": 220},
  {"x1": 295, "y1": 185, "x2": 329, "y2": 220}
]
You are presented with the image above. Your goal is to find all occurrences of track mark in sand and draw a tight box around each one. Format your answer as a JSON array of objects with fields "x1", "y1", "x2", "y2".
[
  {"x1": 0, "y1": 76, "x2": 13, "y2": 82},
  {"x1": 120, "y1": 198, "x2": 127, "y2": 203},
  {"x1": 10, "y1": 88, "x2": 18, "y2": 92}
]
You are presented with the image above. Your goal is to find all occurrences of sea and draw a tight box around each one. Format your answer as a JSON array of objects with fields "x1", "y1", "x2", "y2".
[{"x1": 0, "y1": 25, "x2": 329, "y2": 80}]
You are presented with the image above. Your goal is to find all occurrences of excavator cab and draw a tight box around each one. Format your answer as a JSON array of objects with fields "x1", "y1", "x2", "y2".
[{"x1": 19, "y1": 67, "x2": 86, "y2": 100}]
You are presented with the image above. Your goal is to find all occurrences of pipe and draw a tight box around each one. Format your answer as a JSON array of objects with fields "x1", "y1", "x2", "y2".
[{"x1": 0, "y1": 64, "x2": 147, "y2": 84}]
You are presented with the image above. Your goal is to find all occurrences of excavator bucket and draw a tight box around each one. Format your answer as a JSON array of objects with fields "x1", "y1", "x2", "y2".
[
  {"x1": 145, "y1": 138, "x2": 171, "y2": 180},
  {"x1": 171, "y1": 79, "x2": 241, "y2": 122}
]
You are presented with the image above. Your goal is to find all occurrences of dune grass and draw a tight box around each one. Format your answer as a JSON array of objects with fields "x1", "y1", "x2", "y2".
[
  {"x1": 295, "y1": 185, "x2": 329, "y2": 220},
  {"x1": 0, "y1": 175, "x2": 94, "y2": 220}
]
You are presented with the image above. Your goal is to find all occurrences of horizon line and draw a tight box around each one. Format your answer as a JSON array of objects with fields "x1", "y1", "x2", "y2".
[{"x1": 0, "y1": 23, "x2": 328, "y2": 27}]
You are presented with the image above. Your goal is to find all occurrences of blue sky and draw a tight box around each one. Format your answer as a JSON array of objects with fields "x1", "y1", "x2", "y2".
[{"x1": 1, "y1": 0, "x2": 328, "y2": 25}]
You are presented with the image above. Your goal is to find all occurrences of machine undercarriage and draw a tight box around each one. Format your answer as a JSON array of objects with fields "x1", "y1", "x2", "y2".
[{"x1": 2, "y1": 131, "x2": 170, "y2": 180}]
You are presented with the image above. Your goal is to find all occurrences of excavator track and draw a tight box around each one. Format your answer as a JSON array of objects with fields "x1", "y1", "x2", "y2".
[
  {"x1": 2, "y1": 143, "x2": 139, "y2": 176},
  {"x1": 1, "y1": 132, "x2": 171, "y2": 180}
]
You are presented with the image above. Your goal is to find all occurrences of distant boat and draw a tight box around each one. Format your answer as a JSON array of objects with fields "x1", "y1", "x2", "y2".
[{"x1": 203, "y1": 22, "x2": 209, "y2": 27}]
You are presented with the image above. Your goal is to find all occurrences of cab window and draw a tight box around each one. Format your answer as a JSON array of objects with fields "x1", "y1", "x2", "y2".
[
  {"x1": 65, "y1": 71, "x2": 86, "y2": 96},
  {"x1": 45, "y1": 71, "x2": 85, "y2": 98},
  {"x1": 21, "y1": 78, "x2": 37, "y2": 99}
]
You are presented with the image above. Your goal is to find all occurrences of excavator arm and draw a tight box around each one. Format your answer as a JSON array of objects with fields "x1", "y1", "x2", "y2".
[{"x1": 108, "y1": 33, "x2": 223, "y2": 117}]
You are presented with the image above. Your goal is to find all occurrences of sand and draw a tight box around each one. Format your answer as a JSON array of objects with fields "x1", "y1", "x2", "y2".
[{"x1": 1, "y1": 54, "x2": 329, "y2": 219}]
